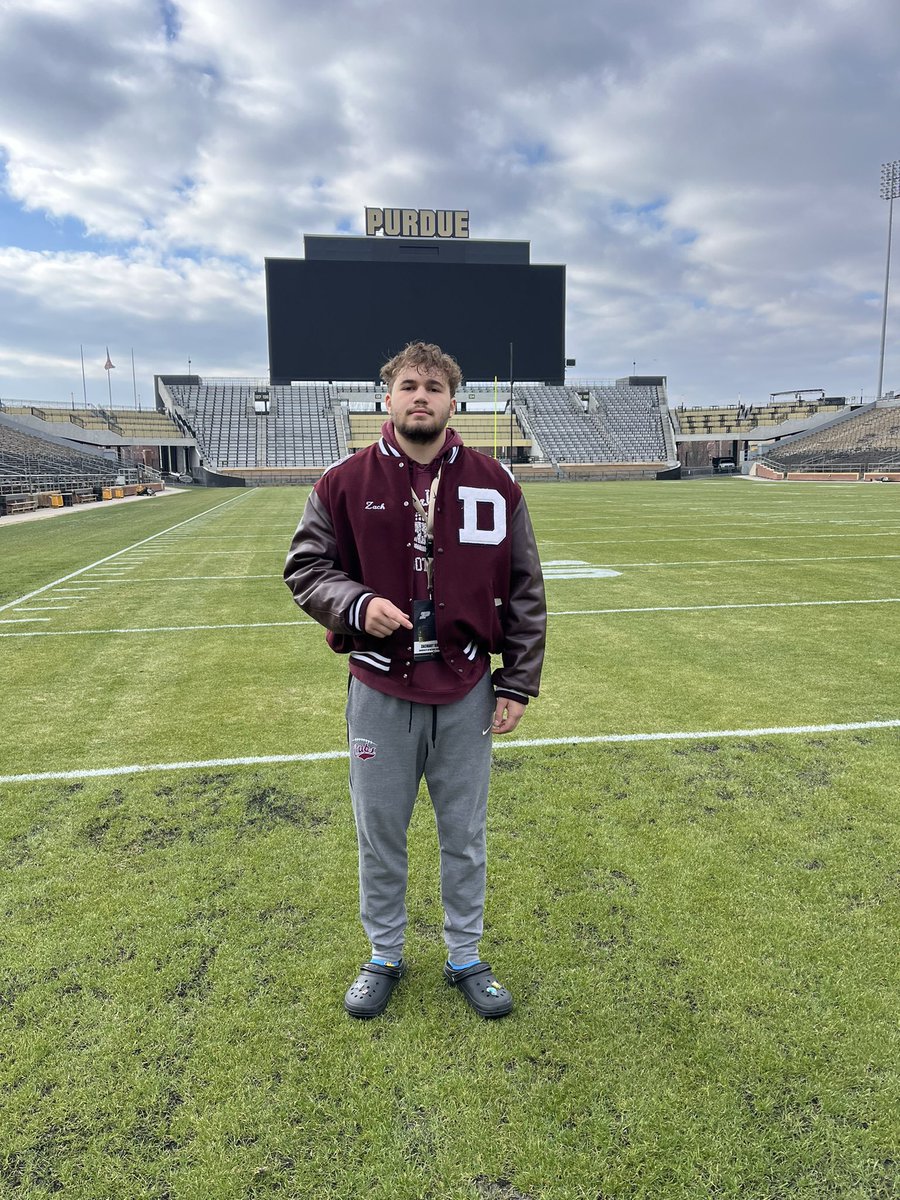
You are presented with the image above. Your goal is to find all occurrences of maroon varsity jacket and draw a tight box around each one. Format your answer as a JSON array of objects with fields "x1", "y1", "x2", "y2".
[{"x1": 283, "y1": 425, "x2": 546, "y2": 703}]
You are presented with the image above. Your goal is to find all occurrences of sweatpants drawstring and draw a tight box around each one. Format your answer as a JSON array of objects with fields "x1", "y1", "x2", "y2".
[{"x1": 431, "y1": 705, "x2": 438, "y2": 747}]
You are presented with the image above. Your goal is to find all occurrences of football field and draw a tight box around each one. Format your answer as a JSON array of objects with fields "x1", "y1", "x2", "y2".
[{"x1": 0, "y1": 479, "x2": 897, "y2": 1198}]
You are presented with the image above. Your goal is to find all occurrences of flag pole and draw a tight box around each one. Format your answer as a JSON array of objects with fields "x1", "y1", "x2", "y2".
[
  {"x1": 508, "y1": 342, "x2": 515, "y2": 467},
  {"x1": 104, "y1": 347, "x2": 115, "y2": 406},
  {"x1": 80, "y1": 345, "x2": 87, "y2": 406},
  {"x1": 493, "y1": 375, "x2": 498, "y2": 459},
  {"x1": 131, "y1": 348, "x2": 138, "y2": 408}
]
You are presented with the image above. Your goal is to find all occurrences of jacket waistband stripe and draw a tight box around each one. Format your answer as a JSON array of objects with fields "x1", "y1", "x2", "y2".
[{"x1": 350, "y1": 652, "x2": 391, "y2": 671}]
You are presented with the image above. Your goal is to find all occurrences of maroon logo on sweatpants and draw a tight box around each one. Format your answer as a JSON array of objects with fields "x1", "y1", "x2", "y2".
[{"x1": 352, "y1": 739, "x2": 377, "y2": 760}]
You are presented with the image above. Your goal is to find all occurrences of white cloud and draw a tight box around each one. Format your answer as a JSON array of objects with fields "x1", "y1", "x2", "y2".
[{"x1": 0, "y1": 0, "x2": 899, "y2": 403}]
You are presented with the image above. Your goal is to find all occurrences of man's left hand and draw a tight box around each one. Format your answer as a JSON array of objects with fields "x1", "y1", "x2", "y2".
[{"x1": 492, "y1": 697, "x2": 526, "y2": 735}]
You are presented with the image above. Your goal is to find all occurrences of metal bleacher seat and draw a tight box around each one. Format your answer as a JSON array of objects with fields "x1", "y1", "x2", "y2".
[{"x1": 520, "y1": 382, "x2": 668, "y2": 464}]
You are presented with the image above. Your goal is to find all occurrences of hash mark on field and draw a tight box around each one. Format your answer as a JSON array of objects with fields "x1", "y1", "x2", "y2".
[
  {"x1": 0, "y1": 491, "x2": 256, "y2": 615},
  {"x1": 12, "y1": 606, "x2": 72, "y2": 612},
  {"x1": 2, "y1": 720, "x2": 897, "y2": 785}
]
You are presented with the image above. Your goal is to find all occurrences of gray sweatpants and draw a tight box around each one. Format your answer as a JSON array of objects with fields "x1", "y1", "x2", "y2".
[{"x1": 345, "y1": 671, "x2": 496, "y2": 963}]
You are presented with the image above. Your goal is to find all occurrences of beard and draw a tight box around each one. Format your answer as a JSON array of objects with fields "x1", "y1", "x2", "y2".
[{"x1": 391, "y1": 411, "x2": 450, "y2": 443}]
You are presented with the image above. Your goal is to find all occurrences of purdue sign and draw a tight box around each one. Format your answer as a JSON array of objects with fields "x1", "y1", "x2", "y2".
[{"x1": 365, "y1": 207, "x2": 469, "y2": 239}]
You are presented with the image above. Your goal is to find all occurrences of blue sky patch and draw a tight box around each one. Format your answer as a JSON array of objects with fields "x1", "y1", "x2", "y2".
[
  {"x1": 0, "y1": 189, "x2": 116, "y2": 256},
  {"x1": 159, "y1": 0, "x2": 181, "y2": 41},
  {"x1": 611, "y1": 197, "x2": 668, "y2": 230},
  {"x1": 512, "y1": 142, "x2": 550, "y2": 166}
]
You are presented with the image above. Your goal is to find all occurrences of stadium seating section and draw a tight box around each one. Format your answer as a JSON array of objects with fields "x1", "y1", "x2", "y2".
[
  {"x1": 672, "y1": 397, "x2": 847, "y2": 436},
  {"x1": 168, "y1": 385, "x2": 341, "y2": 468},
  {"x1": 163, "y1": 380, "x2": 674, "y2": 476},
  {"x1": 2, "y1": 404, "x2": 182, "y2": 440},
  {"x1": 519, "y1": 382, "x2": 670, "y2": 464},
  {"x1": 6, "y1": 384, "x2": 897, "y2": 493},
  {"x1": 0, "y1": 420, "x2": 143, "y2": 499},
  {"x1": 759, "y1": 403, "x2": 900, "y2": 472}
]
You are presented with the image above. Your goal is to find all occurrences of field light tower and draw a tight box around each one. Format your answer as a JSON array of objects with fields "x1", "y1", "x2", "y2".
[{"x1": 876, "y1": 159, "x2": 900, "y2": 401}]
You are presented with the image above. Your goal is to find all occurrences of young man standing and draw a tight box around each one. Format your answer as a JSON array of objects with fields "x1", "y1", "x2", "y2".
[{"x1": 284, "y1": 342, "x2": 546, "y2": 1018}]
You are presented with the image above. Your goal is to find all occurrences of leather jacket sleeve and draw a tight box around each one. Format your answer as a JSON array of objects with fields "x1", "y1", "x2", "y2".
[
  {"x1": 492, "y1": 496, "x2": 546, "y2": 701},
  {"x1": 284, "y1": 490, "x2": 373, "y2": 633}
]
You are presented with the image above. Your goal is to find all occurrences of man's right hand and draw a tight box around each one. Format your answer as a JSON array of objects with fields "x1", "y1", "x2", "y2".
[{"x1": 364, "y1": 597, "x2": 413, "y2": 638}]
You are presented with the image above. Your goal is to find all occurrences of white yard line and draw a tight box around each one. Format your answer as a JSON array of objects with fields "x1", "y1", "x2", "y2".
[
  {"x1": 1, "y1": 718, "x2": 897, "y2": 785},
  {"x1": 536, "y1": 516, "x2": 900, "y2": 530},
  {"x1": 177, "y1": 535, "x2": 291, "y2": 540},
  {"x1": 103, "y1": 550, "x2": 276, "y2": 556},
  {"x1": 584, "y1": 554, "x2": 900, "y2": 568},
  {"x1": 548, "y1": 597, "x2": 900, "y2": 616},
  {"x1": 0, "y1": 620, "x2": 315, "y2": 638},
  {"x1": 541, "y1": 531, "x2": 900, "y2": 546},
  {"x1": 87, "y1": 575, "x2": 280, "y2": 583},
  {"x1": 0, "y1": 618, "x2": 50, "y2": 624},
  {"x1": 3, "y1": 596, "x2": 899, "y2": 638},
  {"x1": 0, "y1": 491, "x2": 255, "y2": 615}
]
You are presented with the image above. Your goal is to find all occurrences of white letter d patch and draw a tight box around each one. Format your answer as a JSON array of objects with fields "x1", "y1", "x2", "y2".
[{"x1": 458, "y1": 487, "x2": 506, "y2": 545}]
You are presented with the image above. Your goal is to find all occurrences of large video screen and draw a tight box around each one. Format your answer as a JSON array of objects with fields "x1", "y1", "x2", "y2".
[{"x1": 266, "y1": 258, "x2": 565, "y2": 383}]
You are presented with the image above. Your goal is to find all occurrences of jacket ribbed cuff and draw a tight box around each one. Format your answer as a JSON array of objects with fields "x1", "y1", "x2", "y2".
[{"x1": 346, "y1": 592, "x2": 375, "y2": 632}]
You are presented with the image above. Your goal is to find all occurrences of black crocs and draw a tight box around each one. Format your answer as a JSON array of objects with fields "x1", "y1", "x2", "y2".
[
  {"x1": 443, "y1": 961, "x2": 513, "y2": 1018},
  {"x1": 344, "y1": 959, "x2": 405, "y2": 1018}
]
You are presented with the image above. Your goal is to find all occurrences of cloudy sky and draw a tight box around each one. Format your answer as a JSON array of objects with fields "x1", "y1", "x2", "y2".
[{"x1": 1, "y1": 0, "x2": 899, "y2": 408}]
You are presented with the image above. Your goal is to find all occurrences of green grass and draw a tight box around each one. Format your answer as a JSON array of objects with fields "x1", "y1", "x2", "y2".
[{"x1": 0, "y1": 480, "x2": 898, "y2": 1199}]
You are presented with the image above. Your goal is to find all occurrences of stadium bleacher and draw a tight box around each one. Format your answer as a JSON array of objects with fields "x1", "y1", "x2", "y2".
[
  {"x1": 0, "y1": 417, "x2": 146, "y2": 500},
  {"x1": 162, "y1": 378, "x2": 675, "y2": 479},
  {"x1": 2, "y1": 403, "x2": 182, "y2": 440},
  {"x1": 759, "y1": 402, "x2": 900, "y2": 473},
  {"x1": 673, "y1": 396, "x2": 847, "y2": 437},
  {"x1": 166, "y1": 384, "x2": 341, "y2": 469}
]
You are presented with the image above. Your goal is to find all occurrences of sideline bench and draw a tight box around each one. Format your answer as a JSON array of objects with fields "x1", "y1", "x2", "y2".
[{"x1": 1, "y1": 494, "x2": 38, "y2": 515}]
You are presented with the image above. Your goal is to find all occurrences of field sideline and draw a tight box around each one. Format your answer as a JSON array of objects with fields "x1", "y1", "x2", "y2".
[{"x1": 0, "y1": 479, "x2": 897, "y2": 1199}]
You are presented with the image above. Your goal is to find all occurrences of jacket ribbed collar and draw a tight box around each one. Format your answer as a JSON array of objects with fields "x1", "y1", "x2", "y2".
[{"x1": 380, "y1": 420, "x2": 463, "y2": 465}]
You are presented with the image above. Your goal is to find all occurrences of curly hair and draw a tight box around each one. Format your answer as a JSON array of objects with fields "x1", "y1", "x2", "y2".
[{"x1": 380, "y1": 342, "x2": 463, "y2": 397}]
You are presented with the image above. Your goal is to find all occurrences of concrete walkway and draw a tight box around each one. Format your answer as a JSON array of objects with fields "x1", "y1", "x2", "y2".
[{"x1": 0, "y1": 488, "x2": 186, "y2": 527}]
